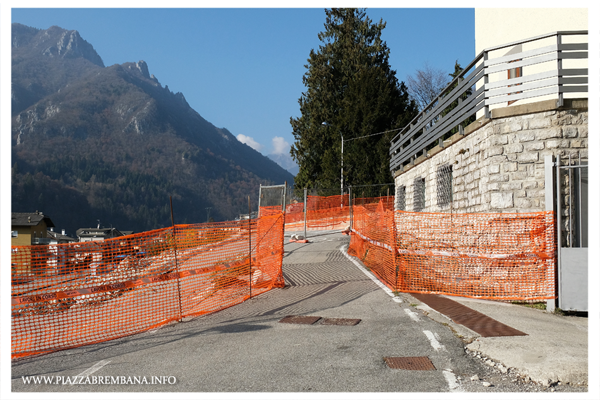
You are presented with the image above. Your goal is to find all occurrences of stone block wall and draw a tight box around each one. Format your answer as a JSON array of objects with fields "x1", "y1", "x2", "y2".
[{"x1": 393, "y1": 100, "x2": 588, "y2": 214}]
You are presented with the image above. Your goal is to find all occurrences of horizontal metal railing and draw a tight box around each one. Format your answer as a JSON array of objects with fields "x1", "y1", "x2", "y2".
[{"x1": 390, "y1": 31, "x2": 588, "y2": 174}]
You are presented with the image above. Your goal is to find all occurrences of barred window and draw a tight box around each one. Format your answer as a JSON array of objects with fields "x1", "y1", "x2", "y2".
[
  {"x1": 436, "y1": 164, "x2": 453, "y2": 207},
  {"x1": 396, "y1": 185, "x2": 406, "y2": 211},
  {"x1": 413, "y1": 178, "x2": 425, "y2": 212}
]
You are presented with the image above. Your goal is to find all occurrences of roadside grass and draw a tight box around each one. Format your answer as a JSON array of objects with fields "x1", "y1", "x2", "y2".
[{"x1": 511, "y1": 301, "x2": 547, "y2": 310}]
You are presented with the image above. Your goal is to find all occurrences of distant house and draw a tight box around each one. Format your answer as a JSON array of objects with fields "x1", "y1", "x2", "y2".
[
  {"x1": 11, "y1": 212, "x2": 56, "y2": 276},
  {"x1": 76, "y1": 227, "x2": 124, "y2": 242},
  {"x1": 47, "y1": 228, "x2": 77, "y2": 244},
  {"x1": 11, "y1": 212, "x2": 55, "y2": 246}
]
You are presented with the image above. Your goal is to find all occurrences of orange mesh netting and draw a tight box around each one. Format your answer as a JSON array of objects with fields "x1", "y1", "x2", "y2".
[
  {"x1": 283, "y1": 202, "x2": 305, "y2": 231},
  {"x1": 348, "y1": 199, "x2": 556, "y2": 301},
  {"x1": 351, "y1": 195, "x2": 395, "y2": 211},
  {"x1": 282, "y1": 195, "x2": 396, "y2": 233},
  {"x1": 282, "y1": 194, "x2": 350, "y2": 231},
  {"x1": 11, "y1": 213, "x2": 284, "y2": 359}
]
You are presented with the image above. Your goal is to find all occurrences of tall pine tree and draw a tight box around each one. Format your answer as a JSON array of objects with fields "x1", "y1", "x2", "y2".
[{"x1": 290, "y1": 8, "x2": 417, "y2": 193}]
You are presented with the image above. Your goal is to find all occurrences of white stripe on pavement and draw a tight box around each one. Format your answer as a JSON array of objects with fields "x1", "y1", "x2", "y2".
[
  {"x1": 70, "y1": 360, "x2": 111, "y2": 385},
  {"x1": 340, "y1": 244, "x2": 401, "y2": 302},
  {"x1": 423, "y1": 330, "x2": 446, "y2": 352},
  {"x1": 442, "y1": 369, "x2": 461, "y2": 392},
  {"x1": 404, "y1": 308, "x2": 420, "y2": 322}
]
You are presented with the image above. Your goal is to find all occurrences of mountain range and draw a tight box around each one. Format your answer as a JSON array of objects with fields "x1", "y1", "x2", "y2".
[{"x1": 11, "y1": 23, "x2": 295, "y2": 236}]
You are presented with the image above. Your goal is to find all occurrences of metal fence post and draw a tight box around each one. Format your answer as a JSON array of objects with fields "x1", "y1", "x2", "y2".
[
  {"x1": 258, "y1": 184, "x2": 262, "y2": 218},
  {"x1": 557, "y1": 33, "x2": 564, "y2": 107},
  {"x1": 483, "y1": 51, "x2": 490, "y2": 119},
  {"x1": 349, "y1": 186, "x2": 353, "y2": 230},
  {"x1": 304, "y1": 187, "x2": 307, "y2": 239},
  {"x1": 248, "y1": 196, "x2": 252, "y2": 299},
  {"x1": 283, "y1": 181, "x2": 287, "y2": 213},
  {"x1": 544, "y1": 155, "x2": 556, "y2": 312},
  {"x1": 170, "y1": 196, "x2": 183, "y2": 321},
  {"x1": 555, "y1": 154, "x2": 562, "y2": 309}
]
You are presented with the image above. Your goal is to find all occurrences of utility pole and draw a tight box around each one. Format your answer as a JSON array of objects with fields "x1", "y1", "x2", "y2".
[{"x1": 205, "y1": 207, "x2": 212, "y2": 222}]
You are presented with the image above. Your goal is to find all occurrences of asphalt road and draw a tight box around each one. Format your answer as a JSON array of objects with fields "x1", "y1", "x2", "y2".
[{"x1": 11, "y1": 230, "x2": 556, "y2": 394}]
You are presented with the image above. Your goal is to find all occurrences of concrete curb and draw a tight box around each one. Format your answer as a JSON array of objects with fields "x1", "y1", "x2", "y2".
[{"x1": 402, "y1": 292, "x2": 588, "y2": 387}]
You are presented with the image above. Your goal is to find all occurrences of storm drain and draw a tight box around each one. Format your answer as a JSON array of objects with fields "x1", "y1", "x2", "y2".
[
  {"x1": 384, "y1": 356, "x2": 436, "y2": 370},
  {"x1": 411, "y1": 293, "x2": 527, "y2": 337},
  {"x1": 320, "y1": 318, "x2": 361, "y2": 326},
  {"x1": 279, "y1": 315, "x2": 322, "y2": 325}
]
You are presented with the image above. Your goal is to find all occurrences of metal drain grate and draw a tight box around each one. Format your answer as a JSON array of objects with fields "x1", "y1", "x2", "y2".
[
  {"x1": 384, "y1": 356, "x2": 436, "y2": 370},
  {"x1": 411, "y1": 293, "x2": 527, "y2": 337},
  {"x1": 279, "y1": 315, "x2": 322, "y2": 325},
  {"x1": 320, "y1": 318, "x2": 361, "y2": 326}
]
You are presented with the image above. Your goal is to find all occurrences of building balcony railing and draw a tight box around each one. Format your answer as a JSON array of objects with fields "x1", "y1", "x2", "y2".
[{"x1": 389, "y1": 30, "x2": 588, "y2": 174}]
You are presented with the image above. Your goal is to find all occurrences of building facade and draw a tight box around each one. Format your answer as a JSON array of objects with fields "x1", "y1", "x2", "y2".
[{"x1": 11, "y1": 212, "x2": 55, "y2": 246}]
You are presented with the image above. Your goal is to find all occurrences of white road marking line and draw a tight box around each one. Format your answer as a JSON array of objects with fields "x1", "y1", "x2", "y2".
[
  {"x1": 70, "y1": 360, "x2": 111, "y2": 385},
  {"x1": 340, "y1": 244, "x2": 401, "y2": 302},
  {"x1": 442, "y1": 369, "x2": 461, "y2": 391},
  {"x1": 404, "y1": 308, "x2": 420, "y2": 322},
  {"x1": 423, "y1": 330, "x2": 446, "y2": 352}
]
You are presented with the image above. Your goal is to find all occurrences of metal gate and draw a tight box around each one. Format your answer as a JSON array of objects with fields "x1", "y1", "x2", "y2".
[
  {"x1": 258, "y1": 183, "x2": 288, "y2": 216},
  {"x1": 546, "y1": 154, "x2": 588, "y2": 311}
]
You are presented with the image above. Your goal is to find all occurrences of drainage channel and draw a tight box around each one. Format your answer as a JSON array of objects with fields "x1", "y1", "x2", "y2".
[{"x1": 411, "y1": 293, "x2": 527, "y2": 337}]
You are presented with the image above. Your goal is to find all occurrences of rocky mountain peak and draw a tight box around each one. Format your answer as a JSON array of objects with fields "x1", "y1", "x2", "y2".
[
  {"x1": 136, "y1": 60, "x2": 150, "y2": 79},
  {"x1": 13, "y1": 23, "x2": 105, "y2": 67}
]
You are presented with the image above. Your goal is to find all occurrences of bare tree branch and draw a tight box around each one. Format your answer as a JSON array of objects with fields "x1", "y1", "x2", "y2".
[{"x1": 406, "y1": 63, "x2": 450, "y2": 111}]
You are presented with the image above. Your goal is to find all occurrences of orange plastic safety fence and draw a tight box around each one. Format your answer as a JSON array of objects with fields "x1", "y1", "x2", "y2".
[
  {"x1": 282, "y1": 195, "x2": 395, "y2": 232},
  {"x1": 283, "y1": 202, "x2": 305, "y2": 231},
  {"x1": 351, "y1": 195, "x2": 395, "y2": 211},
  {"x1": 283, "y1": 195, "x2": 351, "y2": 231},
  {"x1": 348, "y1": 201, "x2": 556, "y2": 301},
  {"x1": 259, "y1": 205, "x2": 283, "y2": 217},
  {"x1": 11, "y1": 213, "x2": 285, "y2": 359}
]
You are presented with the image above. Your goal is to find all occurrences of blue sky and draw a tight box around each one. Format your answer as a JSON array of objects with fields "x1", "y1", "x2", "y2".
[{"x1": 10, "y1": 7, "x2": 474, "y2": 167}]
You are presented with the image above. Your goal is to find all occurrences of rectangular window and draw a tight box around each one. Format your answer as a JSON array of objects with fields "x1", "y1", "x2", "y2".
[
  {"x1": 396, "y1": 185, "x2": 406, "y2": 211},
  {"x1": 413, "y1": 178, "x2": 425, "y2": 212},
  {"x1": 437, "y1": 164, "x2": 453, "y2": 208}
]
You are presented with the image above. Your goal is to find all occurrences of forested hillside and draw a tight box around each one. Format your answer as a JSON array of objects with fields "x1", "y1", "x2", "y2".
[{"x1": 11, "y1": 23, "x2": 294, "y2": 235}]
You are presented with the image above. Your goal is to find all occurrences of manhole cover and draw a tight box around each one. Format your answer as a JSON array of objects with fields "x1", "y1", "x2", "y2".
[
  {"x1": 279, "y1": 315, "x2": 322, "y2": 325},
  {"x1": 320, "y1": 318, "x2": 361, "y2": 326},
  {"x1": 384, "y1": 356, "x2": 436, "y2": 370}
]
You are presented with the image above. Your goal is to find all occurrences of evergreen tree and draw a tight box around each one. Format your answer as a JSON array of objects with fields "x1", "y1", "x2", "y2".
[{"x1": 290, "y1": 8, "x2": 417, "y2": 191}]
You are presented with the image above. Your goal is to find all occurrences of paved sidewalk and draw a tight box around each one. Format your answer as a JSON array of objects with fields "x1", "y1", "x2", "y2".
[{"x1": 403, "y1": 290, "x2": 588, "y2": 386}]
